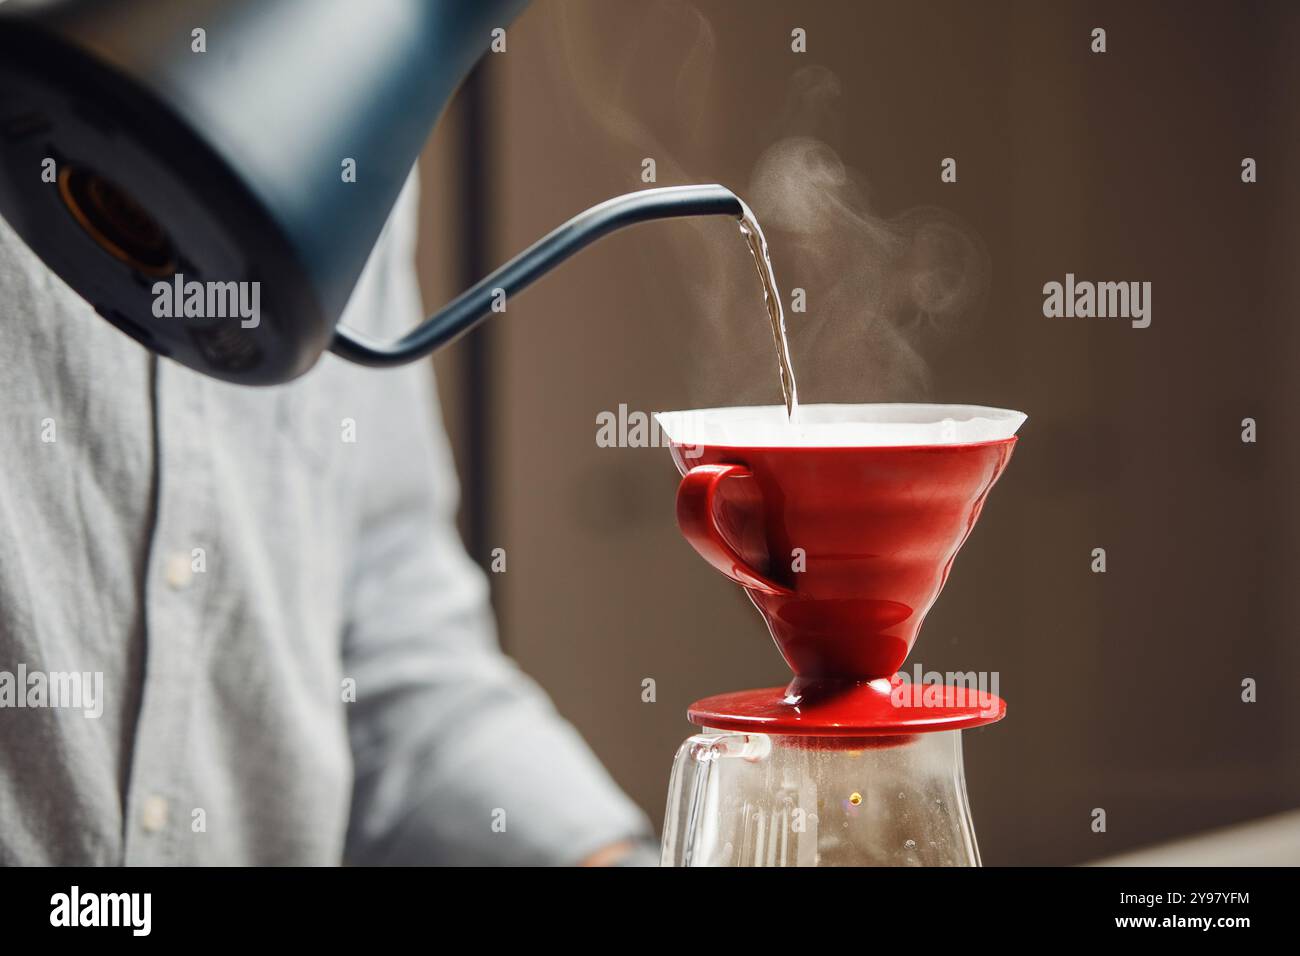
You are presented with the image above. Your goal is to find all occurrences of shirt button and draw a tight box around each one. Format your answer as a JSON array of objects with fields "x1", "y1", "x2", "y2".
[
  {"x1": 141, "y1": 795, "x2": 169, "y2": 833},
  {"x1": 164, "y1": 552, "x2": 193, "y2": 590}
]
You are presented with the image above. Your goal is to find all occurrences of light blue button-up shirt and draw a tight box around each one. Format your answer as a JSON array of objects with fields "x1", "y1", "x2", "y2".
[{"x1": 0, "y1": 173, "x2": 650, "y2": 864}]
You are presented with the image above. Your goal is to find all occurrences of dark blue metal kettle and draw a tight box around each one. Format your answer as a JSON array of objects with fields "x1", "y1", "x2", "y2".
[{"x1": 0, "y1": 0, "x2": 742, "y2": 384}]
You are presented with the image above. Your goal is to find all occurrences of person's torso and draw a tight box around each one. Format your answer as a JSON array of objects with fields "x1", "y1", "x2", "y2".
[{"x1": 0, "y1": 204, "x2": 405, "y2": 864}]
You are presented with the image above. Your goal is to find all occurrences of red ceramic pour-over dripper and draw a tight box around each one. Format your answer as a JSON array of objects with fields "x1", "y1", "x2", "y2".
[{"x1": 661, "y1": 405, "x2": 1019, "y2": 736}]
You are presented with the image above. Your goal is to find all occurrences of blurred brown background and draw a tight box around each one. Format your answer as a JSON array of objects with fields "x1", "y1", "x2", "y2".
[{"x1": 414, "y1": 0, "x2": 1300, "y2": 865}]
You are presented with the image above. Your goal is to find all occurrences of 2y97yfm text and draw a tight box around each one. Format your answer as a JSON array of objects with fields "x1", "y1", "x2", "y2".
[{"x1": 1120, "y1": 892, "x2": 1249, "y2": 907}]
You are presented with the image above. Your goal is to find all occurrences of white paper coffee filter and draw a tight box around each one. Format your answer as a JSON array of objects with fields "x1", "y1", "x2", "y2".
[{"x1": 654, "y1": 403, "x2": 1026, "y2": 448}]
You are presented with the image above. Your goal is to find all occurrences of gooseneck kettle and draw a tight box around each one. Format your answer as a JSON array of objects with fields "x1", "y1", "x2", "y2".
[{"x1": 0, "y1": 0, "x2": 744, "y2": 384}]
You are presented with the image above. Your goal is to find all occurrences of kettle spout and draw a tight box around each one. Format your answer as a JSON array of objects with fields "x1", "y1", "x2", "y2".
[{"x1": 328, "y1": 184, "x2": 744, "y2": 366}]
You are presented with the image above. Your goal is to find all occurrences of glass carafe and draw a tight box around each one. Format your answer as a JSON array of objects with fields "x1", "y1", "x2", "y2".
[{"x1": 662, "y1": 729, "x2": 980, "y2": 867}]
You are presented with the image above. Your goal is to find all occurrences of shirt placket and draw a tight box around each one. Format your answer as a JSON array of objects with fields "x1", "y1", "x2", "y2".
[{"x1": 122, "y1": 361, "x2": 213, "y2": 865}]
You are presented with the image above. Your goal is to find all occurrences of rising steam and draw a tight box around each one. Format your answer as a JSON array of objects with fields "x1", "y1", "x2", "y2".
[
  {"x1": 551, "y1": 5, "x2": 990, "y2": 406},
  {"x1": 749, "y1": 109, "x2": 991, "y2": 400}
]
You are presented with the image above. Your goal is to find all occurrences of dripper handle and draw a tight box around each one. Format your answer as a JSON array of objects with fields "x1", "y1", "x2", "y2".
[{"x1": 676, "y1": 464, "x2": 792, "y2": 596}]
